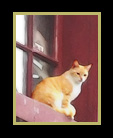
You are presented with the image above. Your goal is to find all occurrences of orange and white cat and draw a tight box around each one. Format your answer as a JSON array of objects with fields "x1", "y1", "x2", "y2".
[{"x1": 31, "y1": 60, "x2": 92, "y2": 119}]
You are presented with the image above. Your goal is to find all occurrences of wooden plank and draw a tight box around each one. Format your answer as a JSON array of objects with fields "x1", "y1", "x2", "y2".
[{"x1": 16, "y1": 92, "x2": 75, "y2": 122}]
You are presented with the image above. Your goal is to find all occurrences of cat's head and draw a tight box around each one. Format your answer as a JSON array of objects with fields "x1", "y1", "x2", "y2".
[{"x1": 70, "y1": 60, "x2": 92, "y2": 84}]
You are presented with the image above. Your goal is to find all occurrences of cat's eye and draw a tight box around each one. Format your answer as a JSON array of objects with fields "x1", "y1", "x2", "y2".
[
  {"x1": 84, "y1": 74, "x2": 87, "y2": 76},
  {"x1": 77, "y1": 72, "x2": 80, "y2": 75}
]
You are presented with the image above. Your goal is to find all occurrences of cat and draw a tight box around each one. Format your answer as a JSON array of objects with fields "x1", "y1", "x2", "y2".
[{"x1": 31, "y1": 60, "x2": 92, "y2": 119}]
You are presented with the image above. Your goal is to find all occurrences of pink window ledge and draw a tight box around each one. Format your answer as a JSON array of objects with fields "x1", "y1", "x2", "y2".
[{"x1": 16, "y1": 92, "x2": 76, "y2": 122}]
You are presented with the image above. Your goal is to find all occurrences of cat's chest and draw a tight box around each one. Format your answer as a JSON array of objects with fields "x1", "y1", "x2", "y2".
[
  {"x1": 64, "y1": 73, "x2": 82, "y2": 102},
  {"x1": 70, "y1": 85, "x2": 81, "y2": 102}
]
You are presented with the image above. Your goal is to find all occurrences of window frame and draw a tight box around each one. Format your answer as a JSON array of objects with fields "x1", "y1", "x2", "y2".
[{"x1": 16, "y1": 15, "x2": 61, "y2": 97}]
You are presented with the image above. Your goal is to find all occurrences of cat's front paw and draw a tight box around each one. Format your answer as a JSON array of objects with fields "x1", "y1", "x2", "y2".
[
  {"x1": 69, "y1": 104, "x2": 76, "y2": 119},
  {"x1": 63, "y1": 105, "x2": 76, "y2": 119}
]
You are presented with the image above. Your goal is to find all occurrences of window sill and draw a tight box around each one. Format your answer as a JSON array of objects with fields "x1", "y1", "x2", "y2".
[{"x1": 16, "y1": 92, "x2": 76, "y2": 122}]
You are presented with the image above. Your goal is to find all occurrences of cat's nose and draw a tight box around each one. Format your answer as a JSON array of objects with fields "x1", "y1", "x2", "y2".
[{"x1": 79, "y1": 77, "x2": 83, "y2": 82}]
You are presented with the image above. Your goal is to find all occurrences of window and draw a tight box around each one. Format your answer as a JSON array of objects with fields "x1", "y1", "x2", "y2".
[
  {"x1": 16, "y1": 15, "x2": 59, "y2": 97},
  {"x1": 33, "y1": 15, "x2": 55, "y2": 56},
  {"x1": 16, "y1": 15, "x2": 27, "y2": 45},
  {"x1": 32, "y1": 56, "x2": 54, "y2": 90},
  {"x1": 16, "y1": 48, "x2": 27, "y2": 94}
]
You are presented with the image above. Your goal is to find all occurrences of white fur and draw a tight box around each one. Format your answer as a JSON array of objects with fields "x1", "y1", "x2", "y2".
[
  {"x1": 65, "y1": 72, "x2": 82, "y2": 102},
  {"x1": 70, "y1": 84, "x2": 81, "y2": 102},
  {"x1": 54, "y1": 93, "x2": 63, "y2": 108}
]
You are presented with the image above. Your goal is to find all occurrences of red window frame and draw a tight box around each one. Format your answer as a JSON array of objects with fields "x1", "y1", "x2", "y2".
[{"x1": 16, "y1": 15, "x2": 62, "y2": 97}]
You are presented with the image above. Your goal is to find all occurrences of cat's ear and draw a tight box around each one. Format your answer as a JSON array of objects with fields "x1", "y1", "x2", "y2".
[
  {"x1": 85, "y1": 64, "x2": 92, "y2": 71},
  {"x1": 72, "y1": 60, "x2": 79, "y2": 68}
]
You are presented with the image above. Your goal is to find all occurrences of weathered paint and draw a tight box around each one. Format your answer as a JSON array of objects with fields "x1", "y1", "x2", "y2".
[{"x1": 16, "y1": 92, "x2": 75, "y2": 122}]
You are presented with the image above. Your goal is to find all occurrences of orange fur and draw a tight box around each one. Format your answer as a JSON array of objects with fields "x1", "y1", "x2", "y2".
[{"x1": 31, "y1": 60, "x2": 92, "y2": 119}]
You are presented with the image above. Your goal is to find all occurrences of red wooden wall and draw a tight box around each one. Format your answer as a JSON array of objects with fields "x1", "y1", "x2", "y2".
[{"x1": 58, "y1": 15, "x2": 98, "y2": 122}]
